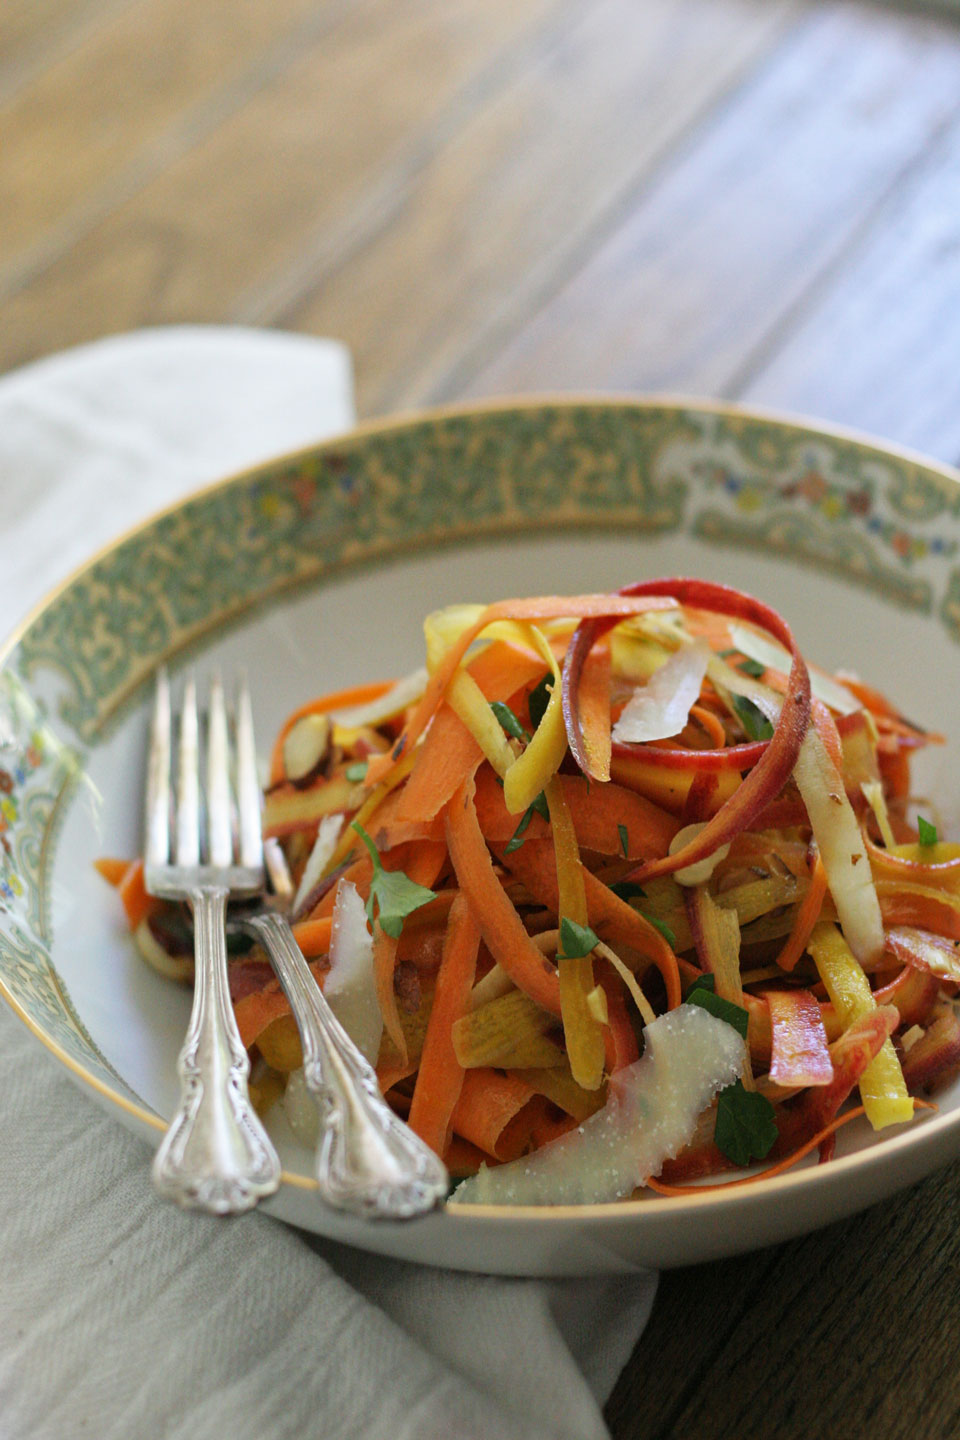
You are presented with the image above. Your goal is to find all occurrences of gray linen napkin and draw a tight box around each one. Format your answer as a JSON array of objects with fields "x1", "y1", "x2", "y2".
[{"x1": 0, "y1": 327, "x2": 657, "y2": 1440}]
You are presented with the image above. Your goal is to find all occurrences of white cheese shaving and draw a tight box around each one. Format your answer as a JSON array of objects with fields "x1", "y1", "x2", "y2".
[
  {"x1": 612, "y1": 640, "x2": 710, "y2": 744},
  {"x1": 449, "y1": 1006, "x2": 744, "y2": 1206},
  {"x1": 325, "y1": 878, "x2": 382, "y2": 1065},
  {"x1": 292, "y1": 813, "x2": 344, "y2": 915}
]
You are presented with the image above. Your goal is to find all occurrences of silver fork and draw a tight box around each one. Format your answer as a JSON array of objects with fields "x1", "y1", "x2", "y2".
[
  {"x1": 145, "y1": 669, "x2": 281, "y2": 1214},
  {"x1": 148, "y1": 670, "x2": 448, "y2": 1220}
]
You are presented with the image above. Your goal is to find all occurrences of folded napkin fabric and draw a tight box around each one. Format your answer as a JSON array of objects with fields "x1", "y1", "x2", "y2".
[
  {"x1": 0, "y1": 326, "x2": 353, "y2": 635},
  {"x1": 0, "y1": 326, "x2": 657, "y2": 1440}
]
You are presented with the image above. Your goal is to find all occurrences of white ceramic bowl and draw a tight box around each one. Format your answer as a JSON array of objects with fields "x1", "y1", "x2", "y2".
[{"x1": 3, "y1": 398, "x2": 958, "y2": 1275}]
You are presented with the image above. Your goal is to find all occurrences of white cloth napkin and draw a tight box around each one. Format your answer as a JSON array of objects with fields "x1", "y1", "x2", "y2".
[{"x1": 0, "y1": 327, "x2": 657, "y2": 1440}]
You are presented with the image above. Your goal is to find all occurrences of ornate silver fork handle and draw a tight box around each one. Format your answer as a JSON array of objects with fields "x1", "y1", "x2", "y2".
[
  {"x1": 145, "y1": 671, "x2": 280, "y2": 1215},
  {"x1": 240, "y1": 909, "x2": 448, "y2": 1219},
  {"x1": 152, "y1": 885, "x2": 281, "y2": 1214}
]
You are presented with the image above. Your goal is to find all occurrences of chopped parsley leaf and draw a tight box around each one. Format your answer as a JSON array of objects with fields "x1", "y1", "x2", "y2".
[
  {"x1": 505, "y1": 807, "x2": 536, "y2": 854},
  {"x1": 732, "y1": 695, "x2": 774, "y2": 741},
  {"x1": 527, "y1": 674, "x2": 553, "y2": 731},
  {"x1": 714, "y1": 1082, "x2": 778, "y2": 1167},
  {"x1": 918, "y1": 815, "x2": 938, "y2": 847},
  {"x1": 684, "y1": 985, "x2": 749, "y2": 1039},
  {"x1": 503, "y1": 790, "x2": 549, "y2": 853},
  {"x1": 490, "y1": 701, "x2": 529, "y2": 743},
  {"x1": 351, "y1": 822, "x2": 437, "y2": 938},
  {"x1": 644, "y1": 915, "x2": 677, "y2": 949},
  {"x1": 557, "y1": 917, "x2": 600, "y2": 960},
  {"x1": 609, "y1": 880, "x2": 647, "y2": 903}
]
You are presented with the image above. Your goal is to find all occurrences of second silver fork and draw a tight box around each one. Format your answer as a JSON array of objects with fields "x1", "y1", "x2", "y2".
[{"x1": 145, "y1": 669, "x2": 281, "y2": 1215}]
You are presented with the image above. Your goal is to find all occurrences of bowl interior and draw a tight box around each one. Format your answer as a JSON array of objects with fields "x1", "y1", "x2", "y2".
[{"x1": 3, "y1": 399, "x2": 959, "y2": 1271}]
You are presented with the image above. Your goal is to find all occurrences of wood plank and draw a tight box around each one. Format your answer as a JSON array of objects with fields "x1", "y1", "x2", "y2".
[
  {"x1": 604, "y1": 1248, "x2": 779, "y2": 1440},
  {"x1": 0, "y1": 0, "x2": 349, "y2": 282},
  {"x1": 0, "y1": 0, "x2": 563, "y2": 372},
  {"x1": 609, "y1": 1156, "x2": 960, "y2": 1440},
  {"x1": 276, "y1": 0, "x2": 801, "y2": 416},
  {"x1": 737, "y1": 112, "x2": 960, "y2": 464},
  {"x1": 0, "y1": 0, "x2": 134, "y2": 101},
  {"x1": 460, "y1": 3, "x2": 960, "y2": 406}
]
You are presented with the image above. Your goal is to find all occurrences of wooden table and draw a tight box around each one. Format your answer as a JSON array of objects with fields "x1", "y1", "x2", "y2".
[{"x1": 5, "y1": 2, "x2": 960, "y2": 1434}]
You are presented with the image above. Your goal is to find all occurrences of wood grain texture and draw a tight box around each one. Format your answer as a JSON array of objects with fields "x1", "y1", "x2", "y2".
[
  {"x1": 0, "y1": 0, "x2": 358, "y2": 290},
  {"x1": 0, "y1": 0, "x2": 565, "y2": 371},
  {"x1": 607, "y1": 1157, "x2": 960, "y2": 1440},
  {"x1": 462, "y1": 3, "x2": 960, "y2": 405},
  {"x1": 278, "y1": 0, "x2": 802, "y2": 415},
  {"x1": 739, "y1": 112, "x2": 960, "y2": 463}
]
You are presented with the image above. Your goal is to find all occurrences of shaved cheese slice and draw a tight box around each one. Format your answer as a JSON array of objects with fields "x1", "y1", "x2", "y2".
[
  {"x1": 706, "y1": 653, "x2": 782, "y2": 723},
  {"x1": 449, "y1": 1006, "x2": 743, "y2": 1206},
  {"x1": 292, "y1": 813, "x2": 344, "y2": 915},
  {"x1": 612, "y1": 640, "x2": 710, "y2": 744},
  {"x1": 728, "y1": 623, "x2": 859, "y2": 715},
  {"x1": 325, "y1": 879, "x2": 382, "y2": 1064}
]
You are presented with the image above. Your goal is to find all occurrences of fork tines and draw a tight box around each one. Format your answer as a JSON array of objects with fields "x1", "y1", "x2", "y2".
[{"x1": 145, "y1": 668, "x2": 263, "y2": 888}]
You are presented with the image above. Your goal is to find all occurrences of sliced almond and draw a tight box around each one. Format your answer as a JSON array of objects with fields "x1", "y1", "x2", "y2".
[
  {"x1": 282, "y1": 712, "x2": 331, "y2": 784},
  {"x1": 670, "y1": 822, "x2": 731, "y2": 886}
]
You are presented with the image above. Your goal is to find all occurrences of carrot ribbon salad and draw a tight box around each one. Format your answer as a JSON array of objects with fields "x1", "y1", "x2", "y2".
[{"x1": 99, "y1": 582, "x2": 958, "y2": 1203}]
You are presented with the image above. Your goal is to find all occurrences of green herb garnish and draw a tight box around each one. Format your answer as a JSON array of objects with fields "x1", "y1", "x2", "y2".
[
  {"x1": 918, "y1": 815, "x2": 938, "y2": 847},
  {"x1": 684, "y1": 984, "x2": 749, "y2": 1039},
  {"x1": 505, "y1": 807, "x2": 536, "y2": 854},
  {"x1": 490, "y1": 701, "x2": 529, "y2": 743},
  {"x1": 351, "y1": 822, "x2": 437, "y2": 938},
  {"x1": 530, "y1": 790, "x2": 550, "y2": 821},
  {"x1": 617, "y1": 824, "x2": 629, "y2": 859},
  {"x1": 557, "y1": 917, "x2": 601, "y2": 960},
  {"x1": 610, "y1": 880, "x2": 647, "y2": 903},
  {"x1": 644, "y1": 915, "x2": 677, "y2": 948},
  {"x1": 503, "y1": 790, "x2": 549, "y2": 853},
  {"x1": 683, "y1": 979, "x2": 773, "y2": 1164},
  {"x1": 732, "y1": 695, "x2": 774, "y2": 741},
  {"x1": 345, "y1": 760, "x2": 368, "y2": 782},
  {"x1": 738, "y1": 658, "x2": 765, "y2": 679},
  {"x1": 714, "y1": 1081, "x2": 778, "y2": 1166},
  {"x1": 527, "y1": 674, "x2": 553, "y2": 731}
]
